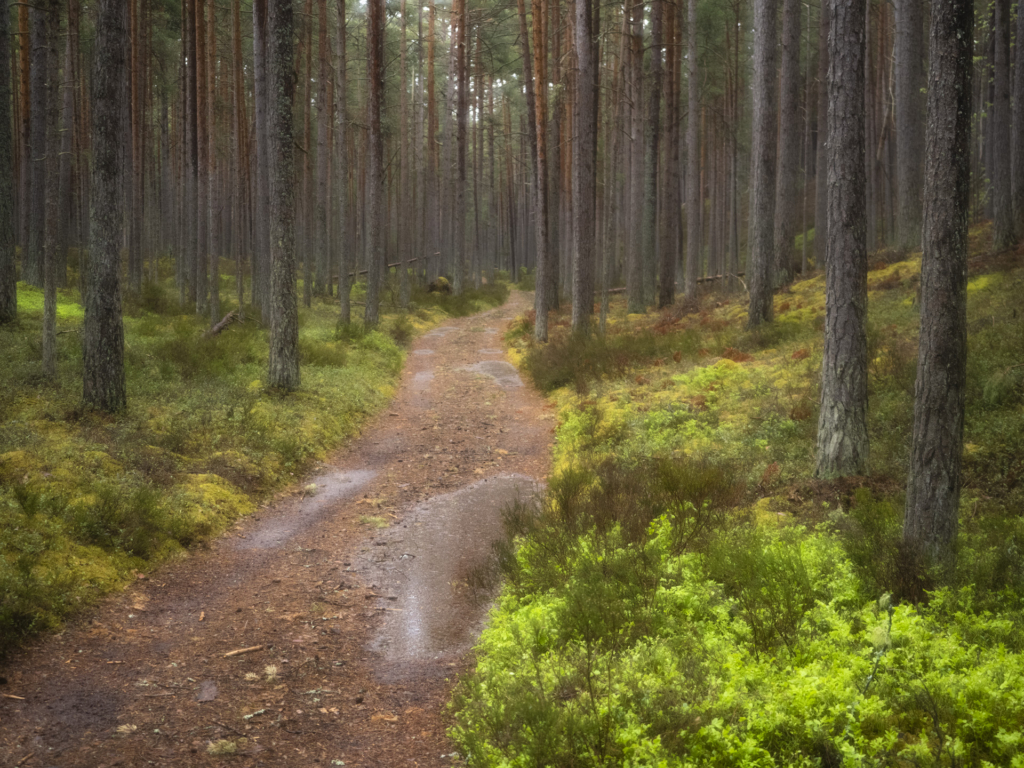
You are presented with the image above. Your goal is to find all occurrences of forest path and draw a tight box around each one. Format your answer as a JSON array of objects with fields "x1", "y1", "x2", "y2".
[{"x1": 0, "y1": 290, "x2": 552, "y2": 768}]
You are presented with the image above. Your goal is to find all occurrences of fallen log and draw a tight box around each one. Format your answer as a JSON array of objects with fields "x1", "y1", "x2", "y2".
[{"x1": 204, "y1": 310, "x2": 238, "y2": 338}]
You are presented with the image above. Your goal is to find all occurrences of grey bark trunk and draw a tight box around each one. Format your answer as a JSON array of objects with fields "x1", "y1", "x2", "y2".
[
  {"x1": 774, "y1": 0, "x2": 801, "y2": 285},
  {"x1": 83, "y1": 0, "x2": 127, "y2": 413},
  {"x1": 684, "y1": 0, "x2": 699, "y2": 299},
  {"x1": 26, "y1": 5, "x2": 47, "y2": 287},
  {"x1": 814, "y1": 5, "x2": 829, "y2": 268},
  {"x1": 991, "y1": 0, "x2": 1016, "y2": 249},
  {"x1": 364, "y1": 0, "x2": 384, "y2": 327},
  {"x1": 267, "y1": 0, "x2": 299, "y2": 389},
  {"x1": 626, "y1": 0, "x2": 645, "y2": 313},
  {"x1": 642, "y1": 0, "x2": 662, "y2": 307},
  {"x1": 894, "y1": 0, "x2": 925, "y2": 251},
  {"x1": 1014, "y1": 0, "x2": 1024, "y2": 235},
  {"x1": 571, "y1": 0, "x2": 596, "y2": 333},
  {"x1": 815, "y1": 0, "x2": 869, "y2": 479},
  {"x1": 746, "y1": 0, "x2": 778, "y2": 328},
  {"x1": 41, "y1": 0, "x2": 58, "y2": 380},
  {"x1": 336, "y1": 0, "x2": 350, "y2": 323},
  {"x1": 315, "y1": 0, "x2": 331, "y2": 299},
  {"x1": 903, "y1": 0, "x2": 973, "y2": 575},
  {"x1": 0, "y1": 0, "x2": 15, "y2": 324}
]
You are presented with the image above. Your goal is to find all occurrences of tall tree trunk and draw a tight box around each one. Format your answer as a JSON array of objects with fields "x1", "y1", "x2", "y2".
[
  {"x1": 208, "y1": 0, "x2": 220, "y2": 323},
  {"x1": 314, "y1": 0, "x2": 331, "y2": 298},
  {"x1": 336, "y1": 0, "x2": 350, "y2": 323},
  {"x1": 83, "y1": 0, "x2": 127, "y2": 413},
  {"x1": 364, "y1": 0, "x2": 384, "y2": 327},
  {"x1": 195, "y1": 0, "x2": 209, "y2": 313},
  {"x1": 657, "y1": 0, "x2": 679, "y2": 310},
  {"x1": 454, "y1": 0, "x2": 469, "y2": 295},
  {"x1": 128, "y1": 0, "x2": 143, "y2": 294},
  {"x1": 746, "y1": 0, "x2": 778, "y2": 328},
  {"x1": 774, "y1": 0, "x2": 801, "y2": 285},
  {"x1": 398, "y1": 0, "x2": 411, "y2": 305},
  {"x1": 58, "y1": 0, "x2": 79, "y2": 288},
  {"x1": 0, "y1": 0, "x2": 15, "y2": 324},
  {"x1": 815, "y1": 0, "x2": 869, "y2": 479},
  {"x1": 531, "y1": 0, "x2": 551, "y2": 336},
  {"x1": 1014, "y1": 0, "x2": 1024, "y2": 235},
  {"x1": 894, "y1": 0, "x2": 925, "y2": 251},
  {"x1": 253, "y1": 0, "x2": 271, "y2": 317},
  {"x1": 991, "y1": 0, "x2": 1016, "y2": 248},
  {"x1": 41, "y1": 0, "x2": 58, "y2": 379},
  {"x1": 626, "y1": 0, "x2": 644, "y2": 313},
  {"x1": 267, "y1": 0, "x2": 299, "y2": 389},
  {"x1": 904, "y1": 0, "x2": 973, "y2": 575},
  {"x1": 684, "y1": 0, "x2": 699, "y2": 300},
  {"x1": 183, "y1": 0, "x2": 198, "y2": 306},
  {"x1": 814, "y1": 3, "x2": 829, "y2": 268},
  {"x1": 642, "y1": 0, "x2": 662, "y2": 306},
  {"x1": 26, "y1": 4, "x2": 48, "y2": 288},
  {"x1": 18, "y1": 5, "x2": 30, "y2": 265},
  {"x1": 570, "y1": 0, "x2": 596, "y2": 332}
]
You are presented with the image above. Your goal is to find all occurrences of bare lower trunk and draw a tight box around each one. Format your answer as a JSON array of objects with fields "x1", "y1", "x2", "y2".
[
  {"x1": 991, "y1": 0, "x2": 1016, "y2": 249},
  {"x1": 0, "y1": 0, "x2": 15, "y2": 324},
  {"x1": 684, "y1": 0, "x2": 700, "y2": 299},
  {"x1": 895, "y1": 0, "x2": 925, "y2": 251},
  {"x1": 267, "y1": 0, "x2": 299, "y2": 389},
  {"x1": 83, "y1": 0, "x2": 127, "y2": 413},
  {"x1": 570, "y1": 0, "x2": 596, "y2": 333},
  {"x1": 746, "y1": 0, "x2": 778, "y2": 328},
  {"x1": 904, "y1": 0, "x2": 973, "y2": 575},
  {"x1": 815, "y1": 0, "x2": 869, "y2": 479},
  {"x1": 773, "y1": 0, "x2": 801, "y2": 285}
]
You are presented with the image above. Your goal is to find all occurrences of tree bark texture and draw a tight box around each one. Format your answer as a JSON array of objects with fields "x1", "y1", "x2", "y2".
[
  {"x1": 684, "y1": 0, "x2": 699, "y2": 300},
  {"x1": 531, "y1": 0, "x2": 550, "y2": 336},
  {"x1": 895, "y1": 0, "x2": 925, "y2": 251},
  {"x1": 83, "y1": 0, "x2": 127, "y2": 413},
  {"x1": 314, "y1": 0, "x2": 331, "y2": 298},
  {"x1": 26, "y1": 5, "x2": 47, "y2": 288},
  {"x1": 642, "y1": 0, "x2": 662, "y2": 306},
  {"x1": 571, "y1": 0, "x2": 596, "y2": 333},
  {"x1": 903, "y1": 0, "x2": 973, "y2": 575},
  {"x1": 814, "y1": 4, "x2": 829, "y2": 268},
  {"x1": 41, "y1": 0, "x2": 59, "y2": 380},
  {"x1": 364, "y1": 0, "x2": 384, "y2": 328},
  {"x1": 746, "y1": 0, "x2": 778, "y2": 328},
  {"x1": 0, "y1": 0, "x2": 16, "y2": 324},
  {"x1": 774, "y1": 0, "x2": 801, "y2": 285},
  {"x1": 267, "y1": 0, "x2": 299, "y2": 389},
  {"x1": 336, "y1": 0, "x2": 350, "y2": 324},
  {"x1": 816, "y1": 0, "x2": 869, "y2": 479},
  {"x1": 991, "y1": 0, "x2": 1016, "y2": 249},
  {"x1": 1014, "y1": 0, "x2": 1024, "y2": 234}
]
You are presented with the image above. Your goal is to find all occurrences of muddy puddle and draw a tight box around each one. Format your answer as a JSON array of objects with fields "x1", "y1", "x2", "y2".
[
  {"x1": 462, "y1": 360, "x2": 523, "y2": 388},
  {"x1": 366, "y1": 474, "x2": 540, "y2": 678},
  {"x1": 233, "y1": 469, "x2": 377, "y2": 550}
]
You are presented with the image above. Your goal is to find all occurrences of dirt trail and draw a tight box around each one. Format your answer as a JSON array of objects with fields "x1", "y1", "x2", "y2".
[{"x1": 0, "y1": 291, "x2": 551, "y2": 768}]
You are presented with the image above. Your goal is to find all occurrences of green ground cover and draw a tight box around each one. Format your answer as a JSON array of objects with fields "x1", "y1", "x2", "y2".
[
  {"x1": 0, "y1": 266, "x2": 508, "y2": 656},
  {"x1": 453, "y1": 227, "x2": 1024, "y2": 767}
]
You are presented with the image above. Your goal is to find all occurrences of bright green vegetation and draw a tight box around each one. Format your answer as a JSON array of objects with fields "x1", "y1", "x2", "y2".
[
  {"x1": 454, "y1": 226, "x2": 1024, "y2": 766},
  {"x1": 0, "y1": 269, "x2": 508, "y2": 657}
]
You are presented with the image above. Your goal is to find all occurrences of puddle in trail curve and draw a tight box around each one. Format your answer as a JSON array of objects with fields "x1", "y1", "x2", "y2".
[
  {"x1": 477, "y1": 348, "x2": 503, "y2": 355},
  {"x1": 368, "y1": 474, "x2": 541, "y2": 674},
  {"x1": 412, "y1": 349, "x2": 435, "y2": 356},
  {"x1": 412, "y1": 370, "x2": 434, "y2": 389},
  {"x1": 233, "y1": 469, "x2": 377, "y2": 550},
  {"x1": 462, "y1": 360, "x2": 523, "y2": 388}
]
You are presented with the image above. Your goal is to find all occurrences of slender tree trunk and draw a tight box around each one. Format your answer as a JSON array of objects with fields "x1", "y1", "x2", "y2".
[
  {"x1": 904, "y1": 0, "x2": 973, "y2": 575},
  {"x1": 18, "y1": 5, "x2": 30, "y2": 267},
  {"x1": 0, "y1": 0, "x2": 15, "y2": 324},
  {"x1": 531, "y1": 0, "x2": 551, "y2": 336},
  {"x1": 626, "y1": 0, "x2": 644, "y2": 313},
  {"x1": 336, "y1": 0, "x2": 350, "y2": 323},
  {"x1": 207, "y1": 0, "x2": 220, "y2": 323},
  {"x1": 58, "y1": 0, "x2": 79, "y2": 288},
  {"x1": 253, "y1": 0, "x2": 271, "y2": 317},
  {"x1": 83, "y1": 0, "x2": 127, "y2": 413},
  {"x1": 774, "y1": 0, "x2": 801, "y2": 285},
  {"x1": 814, "y1": 4, "x2": 829, "y2": 268},
  {"x1": 195, "y1": 0, "x2": 209, "y2": 313},
  {"x1": 642, "y1": 0, "x2": 662, "y2": 306},
  {"x1": 895, "y1": 0, "x2": 925, "y2": 251},
  {"x1": 398, "y1": 0, "x2": 411, "y2": 305},
  {"x1": 684, "y1": 0, "x2": 699, "y2": 300},
  {"x1": 658, "y1": 0, "x2": 679, "y2": 310},
  {"x1": 267, "y1": 0, "x2": 299, "y2": 389},
  {"x1": 128, "y1": 0, "x2": 143, "y2": 294},
  {"x1": 747, "y1": 0, "x2": 778, "y2": 328},
  {"x1": 816, "y1": 0, "x2": 869, "y2": 479},
  {"x1": 570, "y1": 0, "x2": 596, "y2": 333},
  {"x1": 41, "y1": 0, "x2": 58, "y2": 379},
  {"x1": 364, "y1": 0, "x2": 385, "y2": 327},
  {"x1": 26, "y1": 4, "x2": 48, "y2": 288},
  {"x1": 991, "y1": 0, "x2": 1016, "y2": 248},
  {"x1": 183, "y1": 0, "x2": 198, "y2": 306},
  {"x1": 314, "y1": 0, "x2": 331, "y2": 299},
  {"x1": 1014, "y1": 0, "x2": 1024, "y2": 234}
]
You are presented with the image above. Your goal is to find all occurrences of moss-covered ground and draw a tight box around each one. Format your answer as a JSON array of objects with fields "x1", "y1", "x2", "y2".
[
  {"x1": 453, "y1": 225, "x2": 1024, "y2": 766},
  {"x1": 0, "y1": 265, "x2": 508, "y2": 656}
]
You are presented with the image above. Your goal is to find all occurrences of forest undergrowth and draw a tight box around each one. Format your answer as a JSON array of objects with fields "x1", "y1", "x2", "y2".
[
  {"x1": 0, "y1": 260, "x2": 508, "y2": 656},
  {"x1": 453, "y1": 224, "x2": 1024, "y2": 767}
]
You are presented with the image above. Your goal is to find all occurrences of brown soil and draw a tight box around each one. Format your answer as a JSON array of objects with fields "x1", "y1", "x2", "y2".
[{"x1": 0, "y1": 291, "x2": 552, "y2": 768}]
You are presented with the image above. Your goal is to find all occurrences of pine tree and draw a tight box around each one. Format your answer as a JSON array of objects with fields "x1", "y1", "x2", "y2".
[
  {"x1": 904, "y1": 0, "x2": 973, "y2": 573},
  {"x1": 83, "y1": 0, "x2": 128, "y2": 414}
]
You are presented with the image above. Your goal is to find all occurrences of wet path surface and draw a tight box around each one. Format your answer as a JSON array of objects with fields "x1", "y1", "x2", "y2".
[{"x1": 0, "y1": 291, "x2": 551, "y2": 768}]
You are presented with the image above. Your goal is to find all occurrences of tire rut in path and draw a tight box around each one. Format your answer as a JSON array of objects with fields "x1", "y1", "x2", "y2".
[{"x1": 0, "y1": 291, "x2": 551, "y2": 768}]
